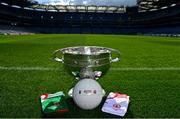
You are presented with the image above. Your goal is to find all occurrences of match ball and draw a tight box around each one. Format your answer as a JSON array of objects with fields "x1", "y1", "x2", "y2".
[{"x1": 72, "y1": 78, "x2": 104, "y2": 110}]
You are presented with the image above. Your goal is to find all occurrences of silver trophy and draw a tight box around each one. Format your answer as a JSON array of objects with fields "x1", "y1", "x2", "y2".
[{"x1": 53, "y1": 46, "x2": 120, "y2": 110}]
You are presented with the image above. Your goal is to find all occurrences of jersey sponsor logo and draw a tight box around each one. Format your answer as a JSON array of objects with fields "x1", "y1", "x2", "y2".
[{"x1": 113, "y1": 104, "x2": 121, "y2": 110}]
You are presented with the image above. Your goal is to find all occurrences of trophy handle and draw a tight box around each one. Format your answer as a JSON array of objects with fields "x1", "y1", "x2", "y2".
[
  {"x1": 53, "y1": 49, "x2": 64, "y2": 63},
  {"x1": 68, "y1": 88, "x2": 73, "y2": 97},
  {"x1": 102, "y1": 89, "x2": 106, "y2": 96},
  {"x1": 110, "y1": 48, "x2": 121, "y2": 63}
]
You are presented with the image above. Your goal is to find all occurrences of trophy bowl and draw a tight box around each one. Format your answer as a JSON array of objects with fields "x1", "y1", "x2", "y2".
[{"x1": 53, "y1": 46, "x2": 120, "y2": 79}]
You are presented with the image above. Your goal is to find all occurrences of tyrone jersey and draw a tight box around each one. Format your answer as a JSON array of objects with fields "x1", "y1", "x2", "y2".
[{"x1": 101, "y1": 92, "x2": 130, "y2": 117}]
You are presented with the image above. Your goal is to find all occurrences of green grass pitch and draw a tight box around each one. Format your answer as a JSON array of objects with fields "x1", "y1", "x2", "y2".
[{"x1": 0, "y1": 34, "x2": 180, "y2": 118}]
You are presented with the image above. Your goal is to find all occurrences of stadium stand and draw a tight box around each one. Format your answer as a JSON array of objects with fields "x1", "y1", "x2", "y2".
[
  {"x1": 0, "y1": 1, "x2": 179, "y2": 35},
  {"x1": 0, "y1": 25, "x2": 35, "y2": 35}
]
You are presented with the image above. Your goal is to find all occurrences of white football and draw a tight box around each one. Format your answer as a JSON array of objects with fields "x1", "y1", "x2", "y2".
[{"x1": 72, "y1": 78, "x2": 104, "y2": 110}]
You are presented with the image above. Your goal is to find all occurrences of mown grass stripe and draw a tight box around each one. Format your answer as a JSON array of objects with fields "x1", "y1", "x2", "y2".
[
  {"x1": 1, "y1": 66, "x2": 180, "y2": 71},
  {"x1": 111, "y1": 67, "x2": 180, "y2": 71}
]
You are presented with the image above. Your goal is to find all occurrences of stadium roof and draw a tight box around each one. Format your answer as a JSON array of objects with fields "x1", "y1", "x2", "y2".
[
  {"x1": 138, "y1": 0, "x2": 180, "y2": 12},
  {"x1": 31, "y1": 4, "x2": 127, "y2": 13},
  {"x1": 0, "y1": 2, "x2": 126, "y2": 13}
]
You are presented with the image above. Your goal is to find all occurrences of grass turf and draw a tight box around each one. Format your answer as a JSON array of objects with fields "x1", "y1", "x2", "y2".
[{"x1": 0, "y1": 34, "x2": 180, "y2": 118}]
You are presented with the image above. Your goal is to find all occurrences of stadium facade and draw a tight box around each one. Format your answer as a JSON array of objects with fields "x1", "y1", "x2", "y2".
[{"x1": 0, "y1": 0, "x2": 180, "y2": 34}]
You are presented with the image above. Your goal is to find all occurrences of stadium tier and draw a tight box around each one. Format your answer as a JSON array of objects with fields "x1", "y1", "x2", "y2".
[{"x1": 0, "y1": 2, "x2": 180, "y2": 34}]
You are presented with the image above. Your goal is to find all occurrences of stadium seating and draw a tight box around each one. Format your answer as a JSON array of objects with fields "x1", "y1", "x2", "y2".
[{"x1": 0, "y1": 2, "x2": 180, "y2": 34}]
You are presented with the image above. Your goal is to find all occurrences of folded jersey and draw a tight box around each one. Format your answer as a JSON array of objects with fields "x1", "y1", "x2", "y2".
[
  {"x1": 40, "y1": 91, "x2": 69, "y2": 113},
  {"x1": 101, "y1": 92, "x2": 130, "y2": 117}
]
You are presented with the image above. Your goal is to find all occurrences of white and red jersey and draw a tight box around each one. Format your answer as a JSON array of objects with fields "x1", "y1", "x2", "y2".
[{"x1": 101, "y1": 92, "x2": 130, "y2": 117}]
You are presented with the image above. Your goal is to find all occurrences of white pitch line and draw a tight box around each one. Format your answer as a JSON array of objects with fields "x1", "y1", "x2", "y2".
[
  {"x1": 0, "y1": 66, "x2": 180, "y2": 71},
  {"x1": 111, "y1": 67, "x2": 180, "y2": 71},
  {"x1": 0, "y1": 66, "x2": 59, "y2": 71}
]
